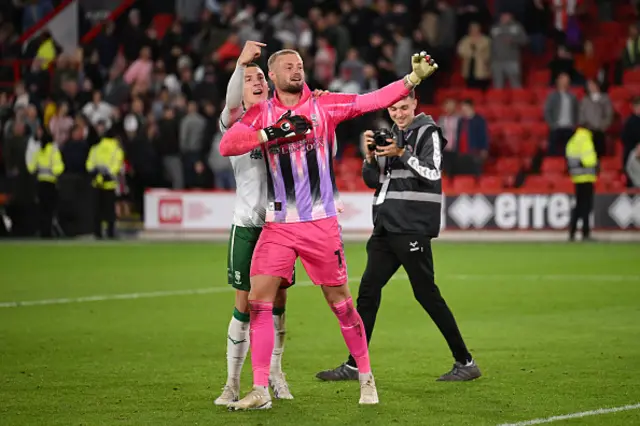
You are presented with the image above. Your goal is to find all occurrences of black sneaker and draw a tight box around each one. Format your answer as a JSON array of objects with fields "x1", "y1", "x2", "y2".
[
  {"x1": 315, "y1": 363, "x2": 358, "y2": 381},
  {"x1": 437, "y1": 360, "x2": 482, "y2": 381}
]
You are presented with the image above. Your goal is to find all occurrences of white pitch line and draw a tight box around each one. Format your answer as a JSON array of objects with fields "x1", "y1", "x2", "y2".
[
  {"x1": 498, "y1": 402, "x2": 640, "y2": 426},
  {"x1": 1, "y1": 274, "x2": 638, "y2": 309}
]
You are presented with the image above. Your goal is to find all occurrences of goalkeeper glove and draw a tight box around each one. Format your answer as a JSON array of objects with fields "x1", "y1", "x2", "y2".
[
  {"x1": 407, "y1": 51, "x2": 439, "y2": 86},
  {"x1": 260, "y1": 110, "x2": 312, "y2": 142}
]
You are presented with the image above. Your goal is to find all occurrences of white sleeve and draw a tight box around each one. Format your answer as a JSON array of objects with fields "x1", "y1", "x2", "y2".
[{"x1": 220, "y1": 65, "x2": 245, "y2": 132}]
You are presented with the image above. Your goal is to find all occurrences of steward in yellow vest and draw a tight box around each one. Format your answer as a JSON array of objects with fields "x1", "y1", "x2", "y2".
[
  {"x1": 86, "y1": 134, "x2": 124, "y2": 239},
  {"x1": 565, "y1": 127, "x2": 598, "y2": 241},
  {"x1": 27, "y1": 135, "x2": 64, "y2": 238}
]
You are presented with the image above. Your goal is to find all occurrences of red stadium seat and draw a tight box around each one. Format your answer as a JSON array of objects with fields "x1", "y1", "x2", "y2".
[
  {"x1": 541, "y1": 157, "x2": 566, "y2": 174},
  {"x1": 488, "y1": 105, "x2": 520, "y2": 122},
  {"x1": 529, "y1": 122, "x2": 549, "y2": 143},
  {"x1": 509, "y1": 88, "x2": 536, "y2": 105},
  {"x1": 528, "y1": 70, "x2": 551, "y2": 87},
  {"x1": 532, "y1": 87, "x2": 552, "y2": 104},
  {"x1": 479, "y1": 175, "x2": 503, "y2": 191},
  {"x1": 609, "y1": 86, "x2": 630, "y2": 103},
  {"x1": 452, "y1": 176, "x2": 477, "y2": 193},
  {"x1": 516, "y1": 105, "x2": 544, "y2": 122},
  {"x1": 524, "y1": 175, "x2": 553, "y2": 191},
  {"x1": 552, "y1": 178, "x2": 574, "y2": 193},
  {"x1": 484, "y1": 89, "x2": 510, "y2": 105},
  {"x1": 600, "y1": 156, "x2": 620, "y2": 171},
  {"x1": 495, "y1": 157, "x2": 523, "y2": 176},
  {"x1": 460, "y1": 89, "x2": 484, "y2": 105},
  {"x1": 518, "y1": 140, "x2": 542, "y2": 157},
  {"x1": 502, "y1": 122, "x2": 528, "y2": 141},
  {"x1": 623, "y1": 70, "x2": 640, "y2": 85}
]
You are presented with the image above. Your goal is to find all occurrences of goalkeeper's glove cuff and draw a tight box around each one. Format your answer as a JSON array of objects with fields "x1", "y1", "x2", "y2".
[
  {"x1": 407, "y1": 72, "x2": 422, "y2": 86},
  {"x1": 261, "y1": 127, "x2": 277, "y2": 142}
]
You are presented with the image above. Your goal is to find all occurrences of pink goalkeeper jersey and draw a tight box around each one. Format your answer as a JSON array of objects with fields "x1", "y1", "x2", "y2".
[{"x1": 221, "y1": 80, "x2": 411, "y2": 223}]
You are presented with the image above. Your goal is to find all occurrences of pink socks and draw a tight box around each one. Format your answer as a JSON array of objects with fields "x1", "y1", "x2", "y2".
[
  {"x1": 249, "y1": 301, "x2": 274, "y2": 387},
  {"x1": 330, "y1": 297, "x2": 371, "y2": 374}
]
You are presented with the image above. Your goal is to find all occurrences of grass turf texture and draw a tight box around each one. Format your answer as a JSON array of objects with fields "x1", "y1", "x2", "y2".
[{"x1": 0, "y1": 242, "x2": 639, "y2": 426}]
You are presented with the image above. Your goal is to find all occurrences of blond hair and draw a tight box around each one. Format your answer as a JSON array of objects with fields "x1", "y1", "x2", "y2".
[{"x1": 267, "y1": 49, "x2": 302, "y2": 70}]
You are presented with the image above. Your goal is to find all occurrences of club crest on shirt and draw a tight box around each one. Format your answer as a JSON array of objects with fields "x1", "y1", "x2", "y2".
[{"x1": 250, "y1": 148, "x2": 263, "y2": 160}]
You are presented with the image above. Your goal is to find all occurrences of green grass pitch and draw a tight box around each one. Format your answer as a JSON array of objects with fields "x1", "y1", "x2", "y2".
[{"x1": 1, "y1": 241, "x2": 639, "y2": 426}]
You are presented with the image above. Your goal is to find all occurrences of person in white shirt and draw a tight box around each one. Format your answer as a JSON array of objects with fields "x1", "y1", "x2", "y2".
[{"x1": 82, "y1": 90, "x2": 114, "y2": 130}]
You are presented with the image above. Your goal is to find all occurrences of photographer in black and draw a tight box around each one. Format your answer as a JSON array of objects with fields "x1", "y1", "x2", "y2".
[{"x1": 316, "y1": 91, "x2": 481, "y2": 382}]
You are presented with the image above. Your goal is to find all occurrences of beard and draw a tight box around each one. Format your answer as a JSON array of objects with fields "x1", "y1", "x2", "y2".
[{"x1": 281, "y1": 80, "x2": 304, "y2": 94}]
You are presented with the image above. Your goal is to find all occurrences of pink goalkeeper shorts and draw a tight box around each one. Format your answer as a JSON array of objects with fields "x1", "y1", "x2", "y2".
[{"x1": 250, "y1": 216, "x2": 348, "y2": 286}]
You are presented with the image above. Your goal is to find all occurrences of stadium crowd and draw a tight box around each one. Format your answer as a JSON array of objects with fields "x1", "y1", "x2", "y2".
[{"x1": 1, "y1": 0, "x2": 640, "y2": 238}]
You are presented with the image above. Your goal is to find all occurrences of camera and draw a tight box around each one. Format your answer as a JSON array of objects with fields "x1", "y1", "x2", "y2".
[{"x1": 368, "y1": 129, "x2": 394, "y2": 151}]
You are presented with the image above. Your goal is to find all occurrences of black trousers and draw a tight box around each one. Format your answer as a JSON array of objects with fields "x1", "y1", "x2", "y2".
[
  {"x1": 94, "y1": 188, "x2": 116, "y2": 239},
  {"x1": 569, "y1": 182, "x2": 594, "y2": 239},
  {"x1": 346, "y1": 229, "x2": 472, "y2": 366},
  {"x1": 37, "y1": 181, "x2": 57, "y2": 238}
]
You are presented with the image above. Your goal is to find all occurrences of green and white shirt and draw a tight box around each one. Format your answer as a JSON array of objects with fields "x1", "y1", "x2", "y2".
[{"x1": 220, "y1": 65, "x2": 267, "y2": 228}]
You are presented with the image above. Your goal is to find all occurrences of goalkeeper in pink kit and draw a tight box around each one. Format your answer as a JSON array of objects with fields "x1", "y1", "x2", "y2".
[{"x1": 219, "y1": 48, "x2": 438, "y2": 410}]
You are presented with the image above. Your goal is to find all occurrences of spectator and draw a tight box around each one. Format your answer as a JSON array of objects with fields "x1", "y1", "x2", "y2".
[
  {"x1": 549, "y1": 45, "x2": 578, "y2": 85},
  {"x1": 456, "y1": 0, "x2": 491, "y2": 41},
  {"x1": 544, "y1": 73, "x2": 579, "y2": 156},
  {"x1": 162, "y1": 21, "x2": 188, "y2": 75},
  {"x1": 82, "y1": 90, "x2": 115, "y2": 130},
  {"x1": 392, "y1": 29, "x2": 413, "y2": 78},
  {"x1": 456, "y1": 99, "x2": 489, "y2": 176},
  {"x1": 61, "y1": 125, "x2": 90, "y2": 174},
  {"x1": 574, "y1": 40, "x2": 602, "y2": 84},
  {"x1": 621, "y1": 24, "x2": 640, "y2": 70},
  {"x1": 626, "y1": 144, "x2": 640, "y2": 187},
  {"x1": 23, "y1": 0, "x2": 54, "y2": 33},
  {"x1": 24, "y1": 104, "x2": 40, "y2": 136},
  {"x1": 83, "y1": 50, "x2": 105, "y2": 91},
  {"x1": 457, "y1": 22, "x2": 491, "y2": 90},
  {"x1": 324, "y1": 10, "x2": 351, "y2": 66},
  {"x1": 315, "y1": 36, "x2": 337, "y2": 88},
  {"x1": 215, "y1": 33, "x2": 242, "y2": 66},
  {"x1": 157, "y1": 106, "x2": 182, "y2": 189},
  {"x1": 124, "y1": 46, "x2": 153, "y2": 90},
  {"x1": 93, "y1": 21, "x2": 118, "y2": 70},
  {"x1": 121, "y1": 9, "x2": 146, "y2": 63},
  {"x1": 208, "y1": 129, "x2": 235, "y2": 190},
  {"x1": 176, "y1": 0, "x2": 204, "y2": 38},
  {"x1": 621, "y1": 97, "x2": 640, "y2": 187},
  {"x1": 524, "y1": 0, "x2": 549, "y2": 56},
  {"x1": 579, "y1": 79, "x2": 612, "y2": 157},
  {"x1": 4, "y1": 119, "x2": 36, "y2": 236},
  {"x1": 438, "y1": 98, "x2": 460, "y2": 178},
  {"x1": 180, "y1": 101, "x2": 206, "y2": 189},
  {"x1": 13, "y1": 81, "x2": 30, "y2": 110},
  {"x1": 103, "y1": 66, "x2": 129, "y2": 107},
  {"x1": 48, "y1": 102, "x2": 74, "y2": 144},
  {"x1": 35, "y1": 30, "x2": 59, "y2": 70},
  {"x1": 490, "y1": 12, "x2": 527, "y2": 89},
  {"x1": 340, "y1": 48, "x2": 366, "y2": 88}
]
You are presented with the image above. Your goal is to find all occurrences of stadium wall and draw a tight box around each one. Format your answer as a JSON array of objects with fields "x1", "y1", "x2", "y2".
[{"x1": 142, "y1": 190, "x2": 640, "y2": 241}]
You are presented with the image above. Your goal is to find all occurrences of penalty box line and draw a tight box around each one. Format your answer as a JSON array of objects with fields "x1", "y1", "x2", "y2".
[
  {"x1": 498, "y1": 402, "x2": 640, "y2": 425},
  {"x1": 1, "y1": 274, "x2": 638, "y2": 309}
]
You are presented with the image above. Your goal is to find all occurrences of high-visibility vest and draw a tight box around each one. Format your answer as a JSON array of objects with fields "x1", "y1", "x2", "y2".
[
  {"x1": 565, "y1": 127, "x2": 598, "y2": 184},
  {"x1": 86, "y1": 137, "x2": 124, "y2": 190},
  {"x1": 27, "y1": 143, "x2": 64, "y2": 183}
]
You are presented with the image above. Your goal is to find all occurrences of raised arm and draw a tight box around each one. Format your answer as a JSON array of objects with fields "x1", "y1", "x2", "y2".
[
  {"x1": 220, "y1": 65, "x2": 245, "y2": 131},
  {"x1": 320, "y1": 52, "x2": 438, "y2": 124}
]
